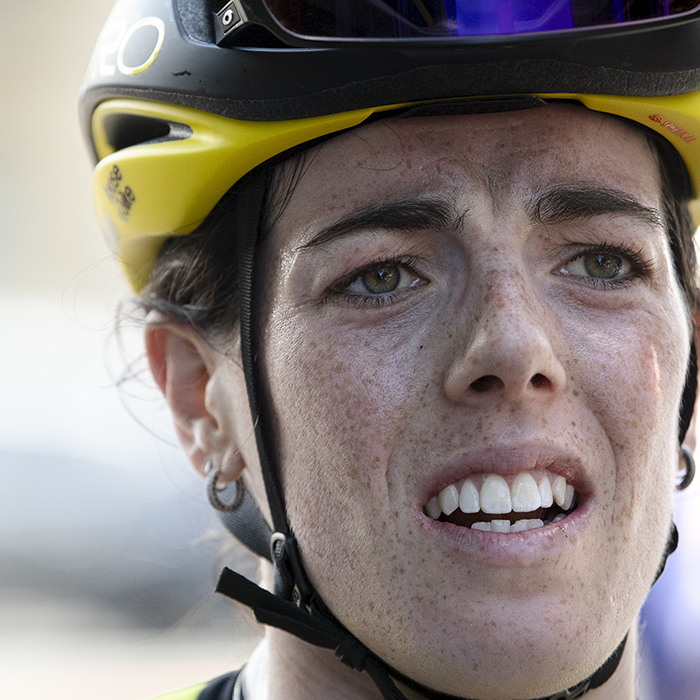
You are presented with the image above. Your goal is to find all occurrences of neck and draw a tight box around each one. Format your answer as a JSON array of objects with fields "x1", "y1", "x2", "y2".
[
  {"x1": 257, "y1": 625, "x2": 638, "y2": 700},
  {"x1": 254, "y1": 629, "x2": 382, "y2": 700},
  {"x1": 584, "y1": 626, "x2": 637, "y2": 700}
]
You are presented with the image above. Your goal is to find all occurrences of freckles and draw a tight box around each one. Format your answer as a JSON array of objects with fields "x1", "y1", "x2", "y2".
[
  {"x1": 648, "y1": 345, "x2": 664, "y2": 408},
  {"x1": 275, "y1": 328, "x2": 408, "y2": 489},
  {"x1": 591, "y1": 327, "x2": 679, "y2": 587},
  {"x1": 579, "y1": 317, "x2": 677, "y2": 440},
  {"x1": 625, "y1": 336, "x2": 684, "y2": 442}
]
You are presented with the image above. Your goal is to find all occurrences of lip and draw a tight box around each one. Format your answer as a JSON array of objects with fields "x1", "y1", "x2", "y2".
[
  {"x1": 414, "y1": 442, "x2": 594, "y2": 564},
  {"x1": 417, "y1": 499, "x2": 592, "y2": 564}
]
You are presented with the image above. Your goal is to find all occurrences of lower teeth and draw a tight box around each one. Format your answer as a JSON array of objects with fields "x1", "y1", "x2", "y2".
[
  {"x1": 470, "y1": 506, "x2": 574, "y2": 532},
  {"x1": 471, "y1": 518, "x2": 544, "y2": 533}
]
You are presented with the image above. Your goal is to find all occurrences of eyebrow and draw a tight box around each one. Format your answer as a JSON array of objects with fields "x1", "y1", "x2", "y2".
[
  {"x1": 530, "y1": 185, "x2": 663, "y2": 229},
  {"x1": 296, "y1": 185, "x2": 663, "y2": 252},
  {"x1": 296, "y1": 196, "x2": 459, "y2": 251}
]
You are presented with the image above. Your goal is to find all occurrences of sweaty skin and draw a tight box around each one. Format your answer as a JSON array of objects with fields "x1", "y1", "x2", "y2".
[{"x1": 249, "y1": 105, "x2": 689, "y2": 700}]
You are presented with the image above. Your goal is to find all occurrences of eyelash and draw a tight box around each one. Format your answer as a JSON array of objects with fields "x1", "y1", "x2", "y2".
[
  {"x1": 323, "y1": 242, "x2": 653, "y2": 308},
  {"x1": 561, "y1": 242, "x2": 654, "y2": 289},
  {"x1": 325, "y1": 256, "x2": 421, "y2": 307}
]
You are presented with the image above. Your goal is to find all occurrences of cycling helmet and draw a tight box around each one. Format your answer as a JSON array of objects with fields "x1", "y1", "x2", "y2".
[{"x1": 80, "y1": 3, "x2": 700, "y2": 699}]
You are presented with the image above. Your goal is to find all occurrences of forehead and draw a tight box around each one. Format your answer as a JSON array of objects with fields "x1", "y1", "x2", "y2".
[{"x1": 269, "y1": 104, "x2": 661, "y2": 243}]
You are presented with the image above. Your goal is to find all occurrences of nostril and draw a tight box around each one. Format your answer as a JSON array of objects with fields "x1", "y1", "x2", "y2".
[
  {"x1": 470, "y1": 375, "x2": 503, "y2": 393},
  {"x1": 530, "y1": 373, "x2": 549, "y2": 389}
]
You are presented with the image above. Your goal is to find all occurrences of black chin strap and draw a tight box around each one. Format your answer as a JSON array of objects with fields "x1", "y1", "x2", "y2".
[
  {"x1": 678, "y1": 341, "x2": 697, "y2": 446},
  {"x1": 216, "y1": 566, "x2": 628, "y2": 700}
]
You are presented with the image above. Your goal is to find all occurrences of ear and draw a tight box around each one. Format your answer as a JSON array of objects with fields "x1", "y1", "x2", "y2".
[{"x1": 145, "y1": 317, "x2": 249, "y2": 484}]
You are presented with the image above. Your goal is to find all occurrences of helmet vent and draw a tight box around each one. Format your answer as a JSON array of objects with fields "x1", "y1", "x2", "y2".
[{"x1": 102, "y1": 114, "x2": 192, "y2": 153}]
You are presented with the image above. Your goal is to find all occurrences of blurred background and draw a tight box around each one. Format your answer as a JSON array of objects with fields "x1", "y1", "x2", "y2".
[
  {"x1": 0, "y1": 2, "x2": 698, "y2": 699},
  {"x1": 0, "y1": 2, "x2": 259, "y2": 698}
]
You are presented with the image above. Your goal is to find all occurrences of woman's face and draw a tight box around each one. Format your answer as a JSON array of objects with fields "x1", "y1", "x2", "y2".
[{"x1": 257, "y1": 105, "x2": 689, "y2": 698}]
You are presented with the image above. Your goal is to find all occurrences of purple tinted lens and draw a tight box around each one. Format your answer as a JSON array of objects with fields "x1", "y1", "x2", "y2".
[
  {"x1": 454, "y1": 1, "x2": 573, "y2": 35},
  {"x1": 263, "y1": 0, "x2": 699, "y2": 39}
]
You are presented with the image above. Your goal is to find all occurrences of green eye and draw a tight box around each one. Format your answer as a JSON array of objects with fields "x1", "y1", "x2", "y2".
[
  {"x1": 336, "y1": 258, "x2": 423, "y2": 304},
  {"x1": 583, "y1": 253, "x2": 623, "y2": 279},
  {"x1": 361, "y1": 265, "x2": 400, "y2": 293},
  {"x1": 562, "y1": 248, "x2": 633, "y2": 284}
]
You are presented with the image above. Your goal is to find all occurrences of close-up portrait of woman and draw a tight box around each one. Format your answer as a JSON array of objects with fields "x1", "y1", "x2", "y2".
[{"x1": 78, "y1": 1, "x2": 700, "y2": 699}]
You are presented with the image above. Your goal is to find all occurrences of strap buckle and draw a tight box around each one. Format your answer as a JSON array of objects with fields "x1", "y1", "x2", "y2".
[{"x1": 270, "y1": 531, "x2": 313, "y2": 607}]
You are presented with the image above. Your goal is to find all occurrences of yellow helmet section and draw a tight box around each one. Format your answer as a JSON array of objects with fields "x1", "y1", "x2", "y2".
[
  {"x1": 91, "y1": 100, "x2": 405, "y2": 291},
  {"x1": 91, "y1": 91, "x2": 700, "y2": 293}
]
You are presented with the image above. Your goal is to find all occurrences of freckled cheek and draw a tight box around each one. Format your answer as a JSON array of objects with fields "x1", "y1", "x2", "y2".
[
  {"x1": 266, "y1": 327, "x2": 427, "y2": 514},
  {"x1": 606, "y1": 354, "x2": 678, "y2": 604},
  {"x1": 557, "y1": 323, "x2": 682, "y2": 611},
  {"x1": 571, "y1": 307, "x2": 683, "y2": 439},
  {"x1": 580, "y1": 319, "x2": 685, "y2": 521},
  {"x1": 265, "y1": 335, "x2": 430, "y2": 602}
]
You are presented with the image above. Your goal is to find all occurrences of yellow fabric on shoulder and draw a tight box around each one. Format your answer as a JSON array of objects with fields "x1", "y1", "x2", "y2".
[{"x1": 146, "y1": 681, "x2": 208, "y2": 700}]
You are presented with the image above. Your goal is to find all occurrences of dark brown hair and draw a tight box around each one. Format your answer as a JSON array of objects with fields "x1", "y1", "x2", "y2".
[{"x1": 650, "y1": 131, "x2": 700, "y2": 316}]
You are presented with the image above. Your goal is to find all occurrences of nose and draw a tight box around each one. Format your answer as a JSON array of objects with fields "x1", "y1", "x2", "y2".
[{"x1": 443, "y1": 269, "x2": 567, "y2": 403}]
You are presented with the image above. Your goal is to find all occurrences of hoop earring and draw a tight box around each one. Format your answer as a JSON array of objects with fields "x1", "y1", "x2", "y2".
[
  {"x1": 678, "y1": 446, "x2": 696, "y2": 491},
  {"x1": 205, "y1": 460, "x2": 246, "y2": 512}
]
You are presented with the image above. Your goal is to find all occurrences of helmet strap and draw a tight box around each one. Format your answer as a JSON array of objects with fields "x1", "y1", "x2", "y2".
[
  {"x1": 234, "y1": 165, "x2": 317, "y2": 608},
  {"x1": 216, "y1": 566, "x2": 629, "y2": 700},
  {"x1": 236, "y1": 167, "x2": 292, "y2": 538},
  {"x1": 678, "y1": 340, "x2": 697, "y2": 446}
]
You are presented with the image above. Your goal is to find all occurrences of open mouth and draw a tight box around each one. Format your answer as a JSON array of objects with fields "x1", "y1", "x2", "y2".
[{"x1": 424, "y1": 472, "x2": 578, "y2": 533}]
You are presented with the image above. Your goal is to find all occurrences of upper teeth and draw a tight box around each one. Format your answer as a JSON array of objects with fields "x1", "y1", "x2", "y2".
[{"x1": 425, "y1": 472, "x2": 576, "y2": 531}]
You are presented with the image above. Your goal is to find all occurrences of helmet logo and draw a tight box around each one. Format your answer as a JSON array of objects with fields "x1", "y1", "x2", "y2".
[
  {"x1": 91, "y1": 16, "x2": 165, "y2": 79},
  {"x1": 117, "y1": 17, "x2": 165, "y2": 76},
  {"x1": 649, "y1": 114, "x2": 696, "y2": 144},
  {"x1": 105, "y1": 165, "x2": 136, "y2": 223}
]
